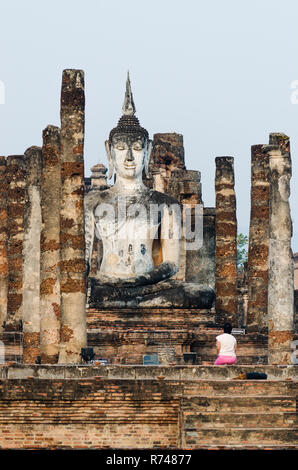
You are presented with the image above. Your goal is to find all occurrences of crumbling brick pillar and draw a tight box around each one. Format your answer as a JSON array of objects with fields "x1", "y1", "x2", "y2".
[
  {"x1": 215, "y1": 157, "x2": 238, "y2": 325},
  {"x1": 40, "y1": 126, "x2": 61, "y2": 364},
  {"x1": 5, "y1": 156, "x2": 26, "y2": 331},
  {"x1": 246, "y1": 145, "x2": 269, "y2": 333},
  {"x1": 265, "y1": 134, "x2": 294, "y2": 364},
  {"x1": 22, "y1": 147, "x2": 42, "y2": 363},
  {"x1": 0, "y1": 157, "x2": 8, "y2": 329},
  {"x1": 59, "y1": 69, "x2": 87, "y2": 363}
]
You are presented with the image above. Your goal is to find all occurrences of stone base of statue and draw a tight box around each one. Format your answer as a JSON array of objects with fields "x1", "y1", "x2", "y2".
[
  {"x1": 86, "y1": 279, "x2": 216, "y2": 366},
  {"x1": 86, "y1": 304, "x2": 217, "y2": 366},
  {"x1": 89, "y1": 278, "x2": 215, "y2": 309}
]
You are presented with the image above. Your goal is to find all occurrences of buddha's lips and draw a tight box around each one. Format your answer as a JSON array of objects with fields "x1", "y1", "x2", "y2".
[{"x1": 124, "y1": 164, "x2": 136, "y2": 169}]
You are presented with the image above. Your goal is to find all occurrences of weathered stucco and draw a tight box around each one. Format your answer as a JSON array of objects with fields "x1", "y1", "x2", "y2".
[
  {"x1": 40, "y1": 126, "x2": 61, "y2": 364},
  {"x1": 22, "y1": 146, "x2": 42, "y2": 364},
  {"x1": 266, "y1": 134, "x2": 294, "y2": 365}
]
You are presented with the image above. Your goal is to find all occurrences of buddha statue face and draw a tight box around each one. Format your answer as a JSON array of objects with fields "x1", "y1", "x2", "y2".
[
  {"x1": 104, "y1": 72, "x2": 153, "y2": 182},
  {"x1": 105, "y1": 133, "x2": 153, "y2": 181}
]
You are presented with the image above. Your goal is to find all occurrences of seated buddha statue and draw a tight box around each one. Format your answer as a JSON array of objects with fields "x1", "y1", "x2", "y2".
[{"x1": 84, "y1": 74, "x2": 214, "y2": 309}]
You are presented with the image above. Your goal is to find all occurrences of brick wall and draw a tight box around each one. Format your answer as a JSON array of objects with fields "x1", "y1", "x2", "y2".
[
  {"x1": 87, "y1": 307, "x2": 215, "y2": 365},
  {"x1": 0, "y1": 365, "x2": 296, "y2": 449}
]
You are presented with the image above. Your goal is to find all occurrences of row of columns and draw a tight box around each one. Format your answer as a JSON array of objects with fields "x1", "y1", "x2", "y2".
[
  {"x1": 215, "y1": 134, "x2": 294, "y2": 364},
  {"x1": 0, "y1": 72, "x2": 293, "y2": 365},
  {"x1": 0, "y1": 70, "x2": 87, "y2": 364}
]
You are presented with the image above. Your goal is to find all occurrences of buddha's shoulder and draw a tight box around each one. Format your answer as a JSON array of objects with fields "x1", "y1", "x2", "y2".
[
  {"x1": 84, "y1": 187, "x2": 180, "y2": 210},
  {"x1": 84, "y1": 187, "x2": 113, "y2": 211},
  {"x1": 148, "y1": 189, "x2": 180, "y2": 207}
]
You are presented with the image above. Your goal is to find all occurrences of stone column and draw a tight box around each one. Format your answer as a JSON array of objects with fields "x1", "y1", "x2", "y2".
[
  {"x1": 22, "y1": 147, "x2": 42, "y2": 363},
  {"x1": 0, "y1": 157, "x2": 8, "y2": 329},
  {"x1": 59, "y1": 69, "x2": 87, "y2": 363},
  {"x1": 5, "y1": 156, "x2": 26, "y2": 331},
  {"x1": 246, "y1": 145, "x2": 269, "y2": 332},
  {"x1": 265, "y1": 134, "x2": 294, "y2": 364},
  {"x1": 215, "y1": 157, "x2": 238, "y2": 325},
  {"x1": 40, "y1": 126, "x2": 61, "y2": 363}
]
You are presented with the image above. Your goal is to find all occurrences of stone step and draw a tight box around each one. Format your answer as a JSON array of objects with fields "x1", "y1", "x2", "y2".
[
  {"x1": 182, "y1": 380, "x2": 297, "y2": 396},
  {"x1": 183, "y1": 396, "x2": 296, "y2": 413},
  {"x1": 1, "y1": 365, "x2": 296, "y2": 380},
  {"x1": 200, "y1": 355, "x2": 268, "y2": 365},
  {"x1": 183, "y1": 428, "x2": 298, "y2": 446},
  {"x1": 183, "y1": 412, "x2": 296, "y2": 428}
]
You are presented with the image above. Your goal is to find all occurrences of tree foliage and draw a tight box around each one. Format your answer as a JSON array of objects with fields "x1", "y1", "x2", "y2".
[{"x1": 237, "y1": 233, "x2": 248, "y2": 269}]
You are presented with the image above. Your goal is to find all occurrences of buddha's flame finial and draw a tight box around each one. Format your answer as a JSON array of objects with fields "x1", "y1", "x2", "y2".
[{"x1": 122, "y1": 71, "x2": 136, "y2": 116}]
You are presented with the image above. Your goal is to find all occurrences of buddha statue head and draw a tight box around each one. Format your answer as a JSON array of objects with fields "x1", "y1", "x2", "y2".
[{"x1": 105, "y1": 72, "x2": 153, "y2": 183}]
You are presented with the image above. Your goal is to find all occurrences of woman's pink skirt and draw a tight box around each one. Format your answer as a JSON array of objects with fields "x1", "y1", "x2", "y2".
[{"x1": 214, "y1": 355, "x2": 237, "y2": 365}]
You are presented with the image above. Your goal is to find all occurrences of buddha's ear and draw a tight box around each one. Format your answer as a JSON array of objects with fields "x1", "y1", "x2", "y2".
[
  {"x1": 144, "y1": 139, "x2": 153, "y2": 178},
  {"x1": 105, "y1": 140, "x2": 114, "y2": 180}
]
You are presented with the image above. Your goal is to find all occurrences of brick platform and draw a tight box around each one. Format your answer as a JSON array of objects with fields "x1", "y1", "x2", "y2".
[
  {"x1": 86, "y1": 307, "x2": 269, "y2": 365},
  {"x1": 0, "y1": 365, "x2": 296, "y2": 449}
]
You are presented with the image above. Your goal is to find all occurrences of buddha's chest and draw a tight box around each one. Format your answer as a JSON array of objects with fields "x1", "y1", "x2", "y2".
[
  {"x1": 94, "y1": 203, "x2": 160, "y2": 241},
  {"x1": 94, "y1": 202, "x2": 159, "y2": 276}
]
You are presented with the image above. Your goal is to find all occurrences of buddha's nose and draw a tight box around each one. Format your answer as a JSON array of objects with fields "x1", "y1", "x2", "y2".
[{"x1": 125, "y1": 146, "x2": 134, "y2": 162}]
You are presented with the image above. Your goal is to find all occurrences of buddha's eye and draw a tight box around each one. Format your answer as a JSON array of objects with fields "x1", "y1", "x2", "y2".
[
  {"x1": 116, "y1": 142, "x2": 126, "y2": 150},
  {"x1": 132, "y1": 142, "x2": 142, "y2": 150}
]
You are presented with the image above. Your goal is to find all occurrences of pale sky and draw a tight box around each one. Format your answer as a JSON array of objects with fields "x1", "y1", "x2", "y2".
[{"x1": 0, "y1": 0, "x2": 297, "y2": 250}]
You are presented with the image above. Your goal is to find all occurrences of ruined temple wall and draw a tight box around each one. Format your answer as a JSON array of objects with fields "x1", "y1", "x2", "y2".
[
  {"x1": 146, "y1": 133, "x2": 207, "y2": 283},
  {"x1": 185, "y1": 207, "x2": 215, "y2": 288}
]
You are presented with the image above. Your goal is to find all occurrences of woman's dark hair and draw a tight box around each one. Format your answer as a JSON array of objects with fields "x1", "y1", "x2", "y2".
[{"x1": 223, "y1": 322, "x2": 232, "y2": 334}]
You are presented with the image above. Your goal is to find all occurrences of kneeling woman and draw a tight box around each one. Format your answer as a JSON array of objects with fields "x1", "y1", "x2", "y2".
[{"x1": 214, "y1": 322, "x2": 237, "y2": 365}]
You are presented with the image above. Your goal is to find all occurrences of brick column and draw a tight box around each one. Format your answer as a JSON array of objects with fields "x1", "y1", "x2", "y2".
[
  {"x1": 265, "y1": 134, "x2": 294, "y2": 364},
  {"x1": 246, "y1": 145, "x2": 269, "y2": 332},
  {"x1": 215, "y1": 157, "x2": 238, "y2": 325},
  {"x1": 59, "y1": 69, "x2": 87, "y2": 363},
  {"x1": 0, "y1": 157, "x2": 8, "y2": 329},
  {"x1": 5, "y1": 156, "x2": 26, "y2": 331},
  {"x1": 40, "y1": 126, "x2": 61, "y2": 363},
  {"x1": 22, "y1": 147, "x2": 42, "y2": 363}
]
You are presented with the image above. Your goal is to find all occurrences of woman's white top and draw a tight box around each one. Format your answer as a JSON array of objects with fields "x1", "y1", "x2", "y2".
[{"x1": 216, "y1": 333, "x2": 236, "y2": 357}]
